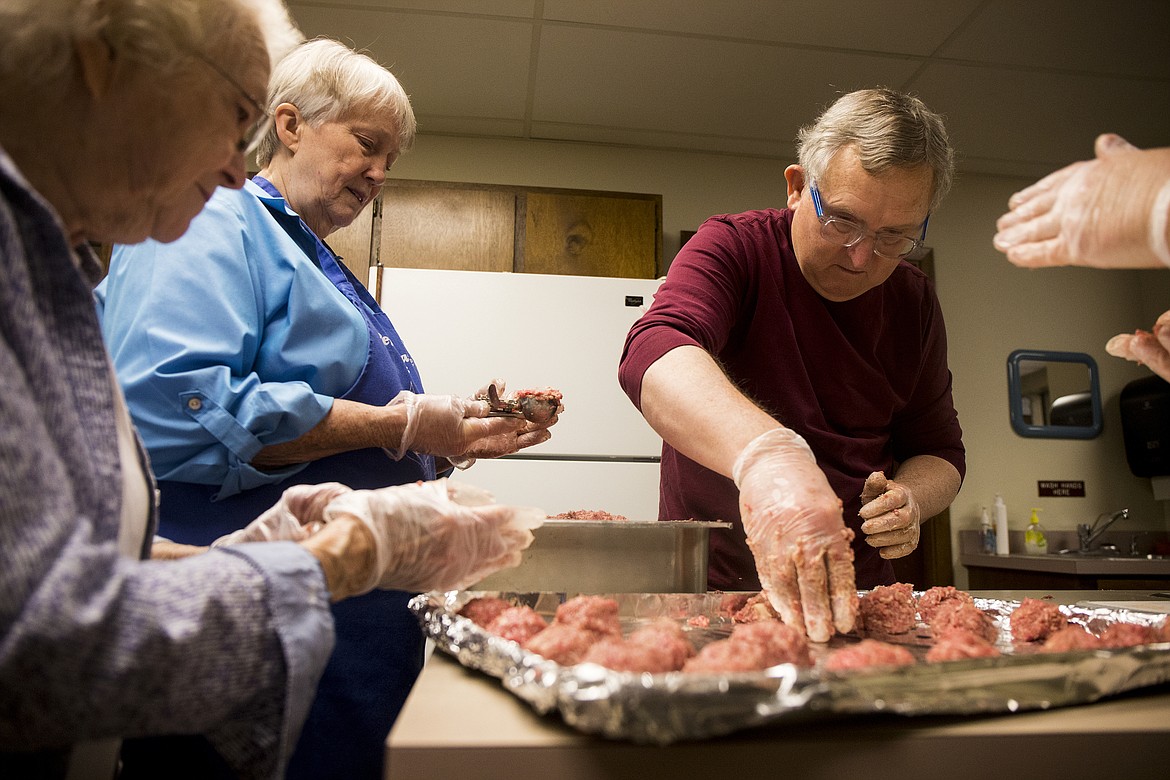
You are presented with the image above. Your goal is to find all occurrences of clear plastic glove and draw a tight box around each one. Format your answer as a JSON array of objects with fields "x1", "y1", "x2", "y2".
[
  {"x1": 383, "y1": 390, "x2": 525, "y2": 461},
  {"x1": 994, "y1": 133, "x2": 1170, "y2": 269},
  {"x1": 732, "y1": 428, "x2": 858, "y2": 642},
  {"x1": 857, "y1": 472, "x2": 921, "y2": 559},
  {"x1": 322, "y1": 478, "x2": 544, "y2": 593},
  {"x1": 1106, "y1": 309, "x2": 1170, "y2": 383},
  {"x1": 450, "y1": 380, "x2": 560, "y2": 469},
  {"x1": 210, "y1": 482, "x2": 352, "y2": 547}
]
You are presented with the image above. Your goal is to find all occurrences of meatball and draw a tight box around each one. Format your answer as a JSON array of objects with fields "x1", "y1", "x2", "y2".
[
  {"x1": 823, "y1": 639, "x2": 916, "y2": 672},
  {"x1": 858, "y1": 583, "x2": 917, "y2": 635},
  {"x1": 1099, "y1": 621, "x2": 1161, "y2": 649},
  {"x1": 1010, "y1": 598, "x2": 1068, "y2": 643},
  {"x1": 523, "y1": 623, "x2": 598, "y2": 665},
  {"x1": 931, "y1": 600, "x2": 999, "y2": 644},
  {"x1": 683, "y1": 621, "x2": 811, "y2": 673},
  {"x1": 459, "y1": 596, "x2": 511, "y2": 627},
  {"x1": 917, "y1": 586, "x2": 975, "y2": 623},
  {"x1": 553, "y1": 595, "x2": 622, "y2": 638},
  {"x1": 925, "y1": 628, "x2": 1001, "y2": 663},
  {"x1": 486, "y1": 606, "x2": 548, "y2": 645},
  {"x1": 1041, "y1": 625, "x2": 1103, "y2": 653},
  {"x1": 627, "y1": 619, "x2": 696, "y2": 669},
  {"x1": 717, "y1": 592, "x2": 753, "y2": 617}
]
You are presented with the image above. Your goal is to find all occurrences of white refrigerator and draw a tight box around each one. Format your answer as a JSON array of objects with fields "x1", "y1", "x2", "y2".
[{"x1": 376, "y1": 267, "x2": 664, "y2": 519}]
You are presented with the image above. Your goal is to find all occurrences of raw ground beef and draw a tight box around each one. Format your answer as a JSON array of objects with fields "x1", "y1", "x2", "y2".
[
  {"x1": 917, "y1": 586, "x2": 975, "y2": 623},
  {"x1": 627, "y1": 619, "x2": 696, "y2": 669},
  {"x1": 1041, "y1": 625, "x2": 1103, "y2": 653},
  {"x1": 459, "y1": 596, "x2": 511, "y2": 627},
  {"x1": 925, "y1": 628, "x2": 1002, "y2": 663},
  {"x1": 549, "y1": 509, "x2": 629, "y2": 521},
  {"x1": 717, "y1": 593, "x2": 753, "y2": 617},
  {"x1": 1099, "y1": 622, "x2": 1161, "y2": 649},
  {"x1": 683, "y1": 621, "x2": 811, "y2": 672},
  {"x1": 732, "y1": 592, "x2": 781, "y2": 623},
  {"x1": 486, "y1": 606, "x2": 548, "y2": 645},
  {"x1": 523, "y1": 623, "x2": 598, "y2": 665},
  {"x1": 857, "y1": 582, "x2": 917, "y2": 635},
  {"x1": 931, "y1": 600, "x2": 999, "y2": 644},
  {"x1": 552, "y1": 595, "x2": 623, "y2": 638},
  {"x1": 1010, "y1": 598, "x2": 1068, "y2": 643},
  {"x1": 822, "y1": 639, "x2": 916, "y2": 672},
  {"x1": 513, "y1": 386, "x2": 564, "y2": 402}
]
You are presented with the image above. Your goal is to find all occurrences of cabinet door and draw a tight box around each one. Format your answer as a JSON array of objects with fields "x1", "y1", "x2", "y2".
[
  {"x1": 380, "y1": 186, "x2": 515, "y2": 272},
  {"x1": 522, "y1": 192, "x2": 659, "y2": 278}
]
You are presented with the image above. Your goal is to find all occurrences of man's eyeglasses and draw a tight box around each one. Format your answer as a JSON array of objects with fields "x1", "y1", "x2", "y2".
[
  {"x1": 809, "y1": 183, "x2": 929, "y2": 260},
  {"x1": 188, "y1": 50, "x2": 272, "y2": 156}
]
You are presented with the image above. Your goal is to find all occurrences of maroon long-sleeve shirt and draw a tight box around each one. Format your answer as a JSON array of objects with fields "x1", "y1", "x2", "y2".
[{"x1": 618, "y1": 208, "x2": 965, "y2": 589}]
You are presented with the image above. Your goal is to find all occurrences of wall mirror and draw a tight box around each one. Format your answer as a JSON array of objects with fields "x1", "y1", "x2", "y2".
[{"x1": 1007, "y1": 350, "x2": 1102, "y2": 439}]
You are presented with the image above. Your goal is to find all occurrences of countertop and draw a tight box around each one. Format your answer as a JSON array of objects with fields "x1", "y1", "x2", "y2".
[
  {"x1": 959, "y1": 550, "x2": 1170, "y2": 576},
  {"x1": 385, "y1": 590, "x2": 1170, "y2": 780}
]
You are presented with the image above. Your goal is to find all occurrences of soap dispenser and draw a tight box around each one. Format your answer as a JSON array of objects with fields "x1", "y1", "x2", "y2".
[{"x1": 1024, "y1": 508, "x2": 1048, "y2": 555}]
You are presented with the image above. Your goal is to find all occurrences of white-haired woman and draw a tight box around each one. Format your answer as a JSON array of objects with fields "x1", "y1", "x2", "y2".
[
  {"x1": 0, "y1": 6, "x2": 541, "y2": 780},
  {"x1": 98, "y1": 37, "x2": 556, "y2": 780}
]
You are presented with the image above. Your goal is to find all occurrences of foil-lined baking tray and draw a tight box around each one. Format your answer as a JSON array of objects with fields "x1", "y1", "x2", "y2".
[{"x1": 410, "y1": 591, "x2": 1170, "y2": 745}]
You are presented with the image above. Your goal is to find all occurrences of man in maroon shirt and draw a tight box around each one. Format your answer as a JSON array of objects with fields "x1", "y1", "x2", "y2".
[{"x1": 618, "y1": 89, "x2": 965, "y2": 642}]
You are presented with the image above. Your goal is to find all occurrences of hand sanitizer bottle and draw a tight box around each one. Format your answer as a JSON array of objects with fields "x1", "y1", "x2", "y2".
[
  {"x1": 1024, "y1": 508, "x2": 1048, "y2": 555},
  {"x1": 980, "y1": 506, "x2": 996, "y2": 554}
]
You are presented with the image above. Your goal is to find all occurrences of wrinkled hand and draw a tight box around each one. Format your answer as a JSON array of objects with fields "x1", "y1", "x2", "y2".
[
  {"x1": 451, "y1": 380, "x2": 560, "y2": 469},
  {"x1": 322, "y1": 478, "x2": 544, "y2": 593},
  {"x1": 384, "y1": 390, "x2": 525, "y2": 461},
  {"x1": 1106, "y1": 310, "x2": 1170, "y2": 383},
  {"x1": 994, "y1": 133, "x2": 1170, "y2": 269},
  {"x1": 733, "y1": 428, "x2": 858, "y2": 642},
  {"x1": 211, "y1": 482, "x2": 352, "y2": 547},
  {"x1": 857, "y1": 472, "x2": 921, "y2": 559}
]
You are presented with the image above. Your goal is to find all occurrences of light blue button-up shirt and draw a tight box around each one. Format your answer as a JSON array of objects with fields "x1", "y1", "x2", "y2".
[{"x1": 96, "y1": 180, "x2": 371, "y2": 498}]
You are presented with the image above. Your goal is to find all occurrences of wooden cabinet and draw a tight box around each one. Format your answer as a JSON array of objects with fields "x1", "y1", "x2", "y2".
[{"x1": 329, "y1": 179, "x2": 662, "y2": 282}]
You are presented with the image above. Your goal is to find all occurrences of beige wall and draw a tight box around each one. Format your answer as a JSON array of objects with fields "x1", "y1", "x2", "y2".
[{"x1": 389, "y1": 134, "x2": 1170, "y2": 587}]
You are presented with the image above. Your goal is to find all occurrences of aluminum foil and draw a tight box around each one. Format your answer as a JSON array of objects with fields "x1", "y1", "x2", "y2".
[{"x1": 409, "y1": 591, "x2": 1170, "y2": 745}]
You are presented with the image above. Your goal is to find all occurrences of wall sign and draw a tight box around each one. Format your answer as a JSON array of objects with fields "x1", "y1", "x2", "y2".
[{"x1": 1037, "y1": 480, "x2": 1085, "y2": 497}]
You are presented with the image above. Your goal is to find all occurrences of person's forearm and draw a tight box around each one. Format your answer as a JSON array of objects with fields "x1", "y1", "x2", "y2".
[
  {"x1": 252, "y1": 399, "x2": 407, "y2": 469},
  {"x1": 639, "y1": 345, "x2": 782, "y2": 479},
  {"x1": 891, "y1": 455, "x2": 961, "y2": 522}
]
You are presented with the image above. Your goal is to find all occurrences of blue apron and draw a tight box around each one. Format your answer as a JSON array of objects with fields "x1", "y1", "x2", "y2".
[{"x1": 146, "y1": 177, "x2": 434, "y2": 780}]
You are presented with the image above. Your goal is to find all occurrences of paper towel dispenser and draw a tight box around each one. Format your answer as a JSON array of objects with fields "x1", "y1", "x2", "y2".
[{"x1": 1121, "y1": 375, "x2": 1170, "y2": 477}]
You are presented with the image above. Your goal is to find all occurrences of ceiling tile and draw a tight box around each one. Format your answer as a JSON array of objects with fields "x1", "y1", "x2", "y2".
[
  {"x1": 912, "y1": 61, "x2": 1170, "y2": 176},
  {"x1": 532, "y1": 26, "x2": 921, "y2": 142},
  {"x1": 541, "y1": 0, "x2": 985, "y2": 57},
  {"x1": 288, "y1": 6, "x2": 533, "y2": 118},
  {"x1": 940, "y1": 0, "x2": 1170, "y2": 79}
]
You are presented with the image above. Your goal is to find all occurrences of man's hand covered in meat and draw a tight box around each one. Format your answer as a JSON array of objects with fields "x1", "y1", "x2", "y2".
[
  {"x1": 858, "y1": 472, "x2": 921, "y2": 559},
  {"x1": 733, "y1": 428, "x2": 858, "y2": 642}
]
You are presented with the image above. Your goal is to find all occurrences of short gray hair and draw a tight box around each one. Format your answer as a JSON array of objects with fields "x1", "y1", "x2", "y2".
[
  {"x1": 254, "y1": 38, "x2": 418, "y2": 166},
  {"x1": 0, "y1": 0, "x2": 301, "y2": 90},
  {"x1": 796, "y1": 88, "x2": 955, "y2": 213}
]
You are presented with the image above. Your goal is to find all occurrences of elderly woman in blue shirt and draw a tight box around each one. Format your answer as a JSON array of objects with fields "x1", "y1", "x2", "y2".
[{"x1": 97, "y1": 38, "x2": 555, "y2": 780}]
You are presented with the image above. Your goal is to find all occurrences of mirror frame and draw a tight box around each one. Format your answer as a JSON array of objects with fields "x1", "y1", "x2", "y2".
[{"x1": 1006, "y1": 349, "x2": 1102, "y2": 439}]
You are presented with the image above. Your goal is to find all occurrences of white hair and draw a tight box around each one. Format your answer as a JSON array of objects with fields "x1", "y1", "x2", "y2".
[
  {"x1": 0, "y1": 0, "x2": 302, "y2": 89},
  {"x1": 254, "y1": 37, "x2": 417, "y2": 166}
]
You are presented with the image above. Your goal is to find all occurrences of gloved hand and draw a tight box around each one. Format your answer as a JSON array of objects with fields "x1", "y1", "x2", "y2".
[
  {"x1": 450, "y1": 380, "x2": 560, "y2": 469},
  {"x1": 994, "y1": 133, "x2": 1170, "y2": 269},
  {"x1": 1106, "y1": 309, "x2": 1170, "y2": 384},
  {"x1": 732, "y1": 428, "x2": 858, "y2": 643},
  {"x1": 211, "y1": 482, "x2": 352, "y2": 547},
  {"x1": 322, "y1": 478, "x2": 544, "y2": 593},
  {"x1": 383, "y1": 390, "x2": 525, "y2": 461},
  {"x1": 857, "y1": 472, "x2": 921, "y2": 559}
]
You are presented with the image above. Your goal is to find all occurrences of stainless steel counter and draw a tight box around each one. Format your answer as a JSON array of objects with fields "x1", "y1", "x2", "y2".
[
  {"x1": 959, "y1": 550, "x2": 1170, "y2": 577},
  {"x1": 385, "y1": 590, "x2": 1170, "y2": 780}
]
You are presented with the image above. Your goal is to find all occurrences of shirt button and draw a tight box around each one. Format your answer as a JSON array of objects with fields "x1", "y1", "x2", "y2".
[{"x1": 187, "y1": 398, "x2": 203, "y2": 412}]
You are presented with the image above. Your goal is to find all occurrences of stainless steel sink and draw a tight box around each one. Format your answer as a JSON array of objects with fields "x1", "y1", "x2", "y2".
[{"x1": 1056, "y1": 548, "x2": 1167, "y2": 560}]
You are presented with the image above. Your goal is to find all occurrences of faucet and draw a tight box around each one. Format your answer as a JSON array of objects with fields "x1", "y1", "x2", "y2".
[{"x1": 1077, "y1": 508, "x2": 1128, "y2": 552}]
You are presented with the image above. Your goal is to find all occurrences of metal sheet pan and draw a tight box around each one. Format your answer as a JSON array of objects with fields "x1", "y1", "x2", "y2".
[{"x1": 410, "y1": 590, "x2": 1170, "y2": 744}]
